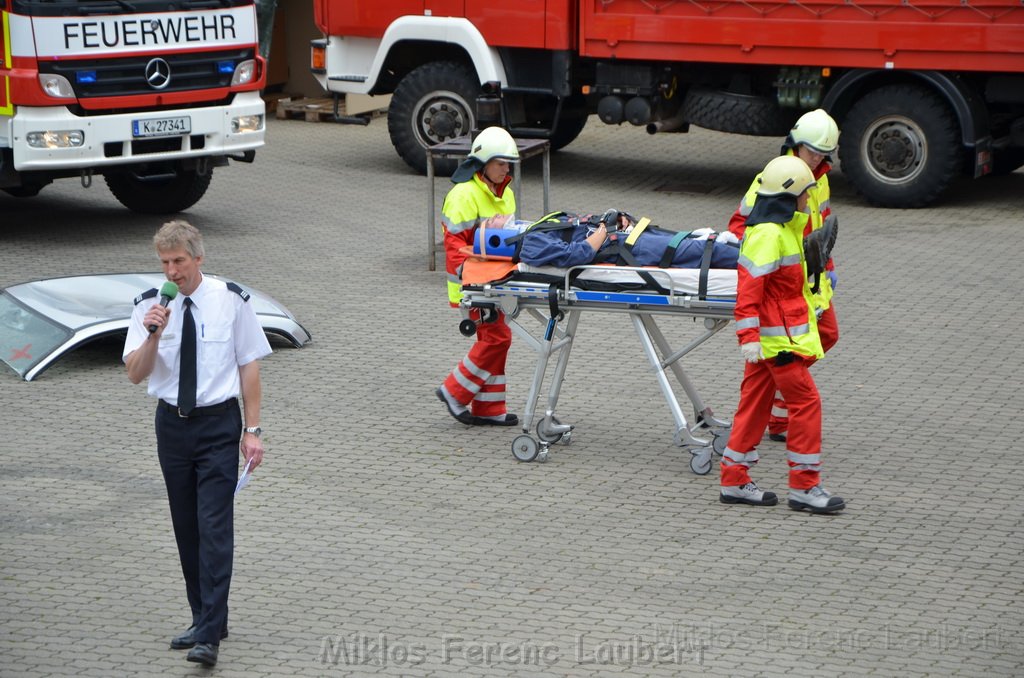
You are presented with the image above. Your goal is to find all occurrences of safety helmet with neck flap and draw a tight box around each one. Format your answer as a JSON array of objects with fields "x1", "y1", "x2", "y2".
[
  {"x1": 757, "y1": 155, "x2": 817, "y2": 197},
  {"x1": 787, "y1": 108, "x2": 839, "y2": 155},
  {"x1": 469, "y1": 126, "x2": 520, "y2": 164},
  {"x1": 451, "y1": 126, "x2": 520, "y2": 183}
]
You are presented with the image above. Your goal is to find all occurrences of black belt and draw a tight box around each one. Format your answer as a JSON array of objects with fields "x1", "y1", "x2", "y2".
[{"x1": 158, "y1": 397, "x2": 237, "y2": 418}]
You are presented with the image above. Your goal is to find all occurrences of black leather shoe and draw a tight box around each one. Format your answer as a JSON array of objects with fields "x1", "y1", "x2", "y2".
[
  {"x1": 170, "y1": 626, "x2": 229, "y2": 650},
  {"x1": 186, "y1": 642, "x2": 219, "y2": 667},
  {"x1": 767, "y1": 432, "x2": 787, "y2": 442}
]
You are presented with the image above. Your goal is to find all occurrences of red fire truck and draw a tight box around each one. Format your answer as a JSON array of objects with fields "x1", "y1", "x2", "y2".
[
  {"x1": 310, "y1": 0, "x2": 1024, "y2": 207},
  {"x1": 1, "y1": 0, "x2": 266, "y2": 213}
]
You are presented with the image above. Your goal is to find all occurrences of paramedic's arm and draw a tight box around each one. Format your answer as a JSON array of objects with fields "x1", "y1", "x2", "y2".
[
  {"x1": 726, "y1": 177, "x2": 759, "y2": 240},
  {"x1": 726, "y1": 204, "x2": 747, "y2": 241},
  {"x1": 733, "y1": 257, "x2": 766, "y2": 347},
  {"x1": 125, "y1": 304, "x2": 168, "y2": 384},
  {"x1": 820, "y1": 204, "x2": 836, "y2": 273},
  {"x1": 441, "y1": 200, "x2": 477, "y2": 274}
]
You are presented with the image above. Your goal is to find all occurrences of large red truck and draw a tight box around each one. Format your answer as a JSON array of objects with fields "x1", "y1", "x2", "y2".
[
  {"x1": 310, "y1": 0, "x2": 1024, "y2": 207},
  {"x1": 1, "y1": 0, "x2": 266, "y2": 213}
]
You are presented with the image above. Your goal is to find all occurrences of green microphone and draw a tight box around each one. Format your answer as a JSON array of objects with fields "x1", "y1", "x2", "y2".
[{"x1": 147, "y1": 281, "x2": 179, "y2": 333}]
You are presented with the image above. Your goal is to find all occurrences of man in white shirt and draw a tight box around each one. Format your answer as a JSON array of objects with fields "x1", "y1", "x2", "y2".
[{"x1": 123, "y1": 220, "x2": 271, "y2": 668}]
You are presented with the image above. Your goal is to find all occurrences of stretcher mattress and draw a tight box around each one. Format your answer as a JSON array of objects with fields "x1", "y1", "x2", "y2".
[{"x1": 515, "y1": 263, "x2": 737, "y2": 300}]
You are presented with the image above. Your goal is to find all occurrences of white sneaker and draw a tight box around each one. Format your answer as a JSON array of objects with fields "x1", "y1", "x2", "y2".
[
  {"x1": 720, "y1": 481, "x2": 778, "y2": 506},
  {"x1": 788, "y1": 485, "x2": 846, "y2": 514}
]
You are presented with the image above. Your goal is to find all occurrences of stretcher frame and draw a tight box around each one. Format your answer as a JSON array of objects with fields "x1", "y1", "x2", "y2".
[{"x1": 460, "y1": 265, "x2": 734, "y2": 472}]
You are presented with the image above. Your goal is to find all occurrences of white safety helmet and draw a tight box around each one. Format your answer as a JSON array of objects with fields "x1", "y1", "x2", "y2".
[
  {"x1": 757, "y1": 155, "x2": 817, "y2": 197},
  {"x1": 788, "y1": 109, "x2": 839, "y2": 154},
  {"x1": 469, "y1": 126, "x2": 520, "y2": 164}
]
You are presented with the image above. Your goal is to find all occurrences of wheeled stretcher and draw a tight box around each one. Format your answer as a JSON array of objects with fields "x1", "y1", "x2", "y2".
[{"x1": 459, "y1": 260, "x2": 737, "y2": 473}]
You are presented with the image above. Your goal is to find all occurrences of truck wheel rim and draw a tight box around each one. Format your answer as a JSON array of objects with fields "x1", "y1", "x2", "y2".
[
  {"x1": 860, "y1": 115, "x2": 928, "y2": 185},
  {"x1": 413, "y1": 91, "x2": 473, "y2": 146}
]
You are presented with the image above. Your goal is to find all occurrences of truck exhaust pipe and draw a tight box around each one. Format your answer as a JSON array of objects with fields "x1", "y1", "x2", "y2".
[{"x1": 646, "y1": 114, "x2": 689, "y2": 135}]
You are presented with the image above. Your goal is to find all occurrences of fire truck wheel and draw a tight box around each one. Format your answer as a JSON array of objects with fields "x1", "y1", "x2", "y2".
[
  {"x1": 549, "y1": 96, "x2": 590, "y2": 151},
  {"x1": 104, "y1": 167, "x2": 213, "y2": 214},
  {"x1": 388, "y1": 61, "x2": 478, "y2": 176},
  {"x1": 838, "y1": 84, "x2": 960, "y2": 208},
  {"x1": 681, "y1": 88, "x2": 795, "y2": 136}
]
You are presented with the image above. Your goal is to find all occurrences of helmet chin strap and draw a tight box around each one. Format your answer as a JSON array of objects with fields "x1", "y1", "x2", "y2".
[{"x1": 482, "y1": 167, "x2": 506, "y2": 190}]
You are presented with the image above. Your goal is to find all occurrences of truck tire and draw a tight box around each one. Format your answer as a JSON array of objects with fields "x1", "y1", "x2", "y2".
[
  {"x1": 838, "y1": 84, "x2": 960, "y2": 208},
  {"x1": 104, "y1": 166, "x2": 212, "y2": 214},
  {"x1": 681, "y1": 89, "x2": 794, "y2": 136},
  {"x1": 388, "y1": 61, "x2": 479, "y2": 175}
]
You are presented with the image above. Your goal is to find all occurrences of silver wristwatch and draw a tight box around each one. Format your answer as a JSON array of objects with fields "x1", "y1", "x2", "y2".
[{"x1": 244, "y1": 426, "x2": 262, "y2": 437}]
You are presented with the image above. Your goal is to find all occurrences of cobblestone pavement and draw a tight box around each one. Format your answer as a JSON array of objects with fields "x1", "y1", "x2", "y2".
[{"x1": 2, "y1": 116, "x2": 1022, "y2": 678}]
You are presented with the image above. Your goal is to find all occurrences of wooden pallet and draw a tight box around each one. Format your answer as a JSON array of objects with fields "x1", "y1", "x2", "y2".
[
  {"x1": 274, "y1": 96, "x2": 385, "y2": 123},
  {"x1": 261, "y1": 91, "x2": 298, "y2": 115}
]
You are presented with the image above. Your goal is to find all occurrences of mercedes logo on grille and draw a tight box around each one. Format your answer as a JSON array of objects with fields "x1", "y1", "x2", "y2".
[{"x1": 145, "y1": 58, "x2": 171, "y2": 90}]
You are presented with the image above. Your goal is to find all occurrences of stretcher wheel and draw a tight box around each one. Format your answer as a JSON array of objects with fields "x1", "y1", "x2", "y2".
[
  {"x1": 511, "y1": 435, "x2": 539, "y2": 462},
  {"x1": 536, "y1": 416, "x2": 564, "y2": 444},
  {"x1": 690, "y1": 448, "x2": 713, "y2": 476},
  {"x1": 537, "y1": 446, "x2": 550, "y2": 463},
  {"x1": 712, "y1": 431, "x2": 728, "y2": 456},
  {"x1": 459, "y1": 319, "x2": 477, "y2": 337}
]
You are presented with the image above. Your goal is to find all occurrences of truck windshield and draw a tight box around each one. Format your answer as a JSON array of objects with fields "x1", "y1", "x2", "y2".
[{"x1": 11, "y1": 0, "x2": 251, "y2": 17}]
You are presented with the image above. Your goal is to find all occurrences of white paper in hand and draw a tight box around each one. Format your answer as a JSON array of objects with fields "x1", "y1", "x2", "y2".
[{"x1": 235, "y1": 459, "x2": 253, "y2": 495}]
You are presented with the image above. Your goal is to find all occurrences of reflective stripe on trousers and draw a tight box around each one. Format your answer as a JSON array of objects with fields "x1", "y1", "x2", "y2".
[
  {"x1": 442, "y1": 308, "x2": 512, "y2": 418},
  {"x1": 720, "y1": 355, "x2": 823, "y2": 490}
]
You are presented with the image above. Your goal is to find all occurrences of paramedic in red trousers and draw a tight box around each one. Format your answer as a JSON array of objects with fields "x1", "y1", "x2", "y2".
[
  {"x1": 719, "y1": 156, "x2": 846, "y2": 514},
  {"x1": 123, "y1": 220, "x2": 271, "y2": 667},
  {"x1": 726, "y1": 109, "x2": 841, "y2": 443},
  {"x1": 436, "y1": 127, "x2": 521, "y2": 426}
]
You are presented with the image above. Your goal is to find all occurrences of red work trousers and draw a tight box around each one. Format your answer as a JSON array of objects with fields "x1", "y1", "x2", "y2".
[
  {"x1": 721, "y1": 353, "x2": 822, "y2": 490},
  {"x1": 442, "y1": 308, "x2": 512, "y2": 418},
  {"x1": 768, "y1": 303, "x2": 838, "y2": 436}
]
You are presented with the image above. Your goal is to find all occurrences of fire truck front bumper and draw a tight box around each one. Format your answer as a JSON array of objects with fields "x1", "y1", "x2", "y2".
[{"x1": 7, "y1": 91, "x2": 266, "y2": 172}]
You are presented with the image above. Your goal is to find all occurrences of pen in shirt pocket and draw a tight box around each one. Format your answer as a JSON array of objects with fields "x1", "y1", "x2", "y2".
[{"x1": 201, "y1": 323, "x2": 205, "y2": 338}]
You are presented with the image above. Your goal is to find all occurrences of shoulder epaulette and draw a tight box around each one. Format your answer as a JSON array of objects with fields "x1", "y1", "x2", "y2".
[
  {"x1": 134, "y1": 288, "x2": 158, "y2": 305},
  {"x1": 226, "y1": 282, "x2": 251, "y2": 302}
]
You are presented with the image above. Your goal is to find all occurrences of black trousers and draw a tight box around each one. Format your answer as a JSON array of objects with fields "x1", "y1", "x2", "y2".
[{"x1": 155, "y1": 401, "x2": 241, "y2": 645}]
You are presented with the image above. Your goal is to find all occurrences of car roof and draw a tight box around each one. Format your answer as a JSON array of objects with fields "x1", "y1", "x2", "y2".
[{"x1": 1, "y1": 273, "x2": 311, "y2": 381}]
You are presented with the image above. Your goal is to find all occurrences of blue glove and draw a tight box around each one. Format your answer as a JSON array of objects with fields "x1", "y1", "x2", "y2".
[{"x1": 826, "y1": 270, "x2": 838, "y2": 291}]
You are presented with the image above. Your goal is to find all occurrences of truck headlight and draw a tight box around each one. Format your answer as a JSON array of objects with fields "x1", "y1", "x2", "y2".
[
  {"x1": 38, "y1": 74, "x2": 76, "y2": 98},
  {"x1": 26, "y1": 130, "x2": 85, "y2": 148},
  {"x1": 231, "y1": 60, "x2": 257, "y2": 86},
  {"x1": 231, "y1": 115, "x2": 264, "y2": 133}
]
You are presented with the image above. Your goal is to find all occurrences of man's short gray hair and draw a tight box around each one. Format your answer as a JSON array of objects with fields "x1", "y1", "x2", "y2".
[{"x1": 154, "y1": 220, "x2": 205, "y2": 259}]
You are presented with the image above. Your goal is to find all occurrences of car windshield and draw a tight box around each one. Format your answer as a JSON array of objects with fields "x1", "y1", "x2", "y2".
[{"x1": 0, "y1": 295, "x2": 72, "y2": 379}]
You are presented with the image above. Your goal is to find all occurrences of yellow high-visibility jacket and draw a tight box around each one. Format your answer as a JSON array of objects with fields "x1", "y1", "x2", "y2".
[
  {"x1": 734, "y1": 211, "x2": 824, "y2": 361},
  {"x1": 440, "y1": 174, "x2": 515, "y2": 305},
  {"x1": 727, "y1": 152, "x2": 835, "y2": 310}
]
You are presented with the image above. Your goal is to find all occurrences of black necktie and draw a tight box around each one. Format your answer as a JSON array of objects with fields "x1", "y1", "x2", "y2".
[{"x1": 177, "y1": 297, "x2": 197, "y2": 415}]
